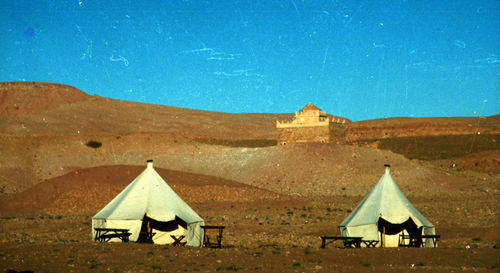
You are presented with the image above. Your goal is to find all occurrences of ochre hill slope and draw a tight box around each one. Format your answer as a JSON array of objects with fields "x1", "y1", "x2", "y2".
[
  {"x1": 0, "y1": 82, "x2": 284, "y2": 139},
  {"x1": 0, "y1": 165, "x2": 287, "y2": 216},
  {"x1": 346, "y1": 116, "x2": 499, "y2": 160},
  {"x1": 0, "y1": 82, "x2": 90, "y2": 118}
]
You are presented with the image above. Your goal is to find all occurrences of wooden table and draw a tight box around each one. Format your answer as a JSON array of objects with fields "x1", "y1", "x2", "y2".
[
  {"x1": 94, "y1": 228, "x2": 131, "y2": 242},
  {"x1": 320, "y1": 236, "x2": 363, "y2": 248},
  {"x1": 201, "y1": 225, "x2": 225, "y2": 248},
  {"x1": 422, "y1": 235, "x2": 440, "y2": 247},
  {"x1": 361, "y1": 240, "x2": 379, "y2": 248},
  {"x1": 399, "y1": 234, "x2": 440, "y2": 247}
]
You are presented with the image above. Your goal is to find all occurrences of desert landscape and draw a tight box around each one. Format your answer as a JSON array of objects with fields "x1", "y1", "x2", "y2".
[{"x1": 0, "y1": 82, "x2": 499, "y2": 272}]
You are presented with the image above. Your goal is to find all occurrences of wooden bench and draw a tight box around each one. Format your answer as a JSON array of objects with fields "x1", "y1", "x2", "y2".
[
  {"x1": 320, "y1": 236, "x2": 363, "y2": 248},
  {"x1": 399, "y1": 234, "x2": 440, "y2": 247},
  {"x1": 320, "y1": 236, "x2": 379, "y2": 248},
  {"x1": 94, "y1": 228, "x2": 131, "y2": 242},
  {"x1": 201, "y1": 225, "x2": 225, "y2": 248}
]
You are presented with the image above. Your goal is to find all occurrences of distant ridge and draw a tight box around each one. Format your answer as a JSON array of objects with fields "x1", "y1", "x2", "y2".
[{"x1": 0, "y1": 82, "x2": 90, "y2": 118}]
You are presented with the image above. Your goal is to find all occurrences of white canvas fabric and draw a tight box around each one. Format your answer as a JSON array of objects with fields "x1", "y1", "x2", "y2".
[
  {"x1": 339, "y1": 166, "x2": 436, "y2": 247},
  {"x1": 92, "y1": 161, "x2": 204, "y2": 246}
]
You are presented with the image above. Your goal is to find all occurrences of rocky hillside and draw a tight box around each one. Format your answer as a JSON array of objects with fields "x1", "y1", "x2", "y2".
[
  {"x1": 345, "y1": 116, "x2": 500, "y2": 141},
  {"x1": 0, "y1": 82, "x2": 498, "y2": 198}
]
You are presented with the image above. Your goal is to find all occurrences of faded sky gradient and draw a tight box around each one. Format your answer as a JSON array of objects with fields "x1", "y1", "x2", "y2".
[{"x1": 0, "y1": 1, "x2": 498, "y2": 121}]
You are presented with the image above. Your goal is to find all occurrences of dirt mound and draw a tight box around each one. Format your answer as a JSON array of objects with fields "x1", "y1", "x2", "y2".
[
  {"x1": 0, "y1": 165, "x2": 285, "y2": 216},
  {"x1": 353, "y1": 133, "x2": 499, "y2": 160},
  {"x1": 0, "y1": 82, "x2": 90, "y2": 118},
  {"x1": 432, "y1": 150, "x2": 500, "y2": 174}
]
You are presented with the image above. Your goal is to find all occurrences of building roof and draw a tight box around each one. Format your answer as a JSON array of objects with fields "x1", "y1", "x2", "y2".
[{"x1": 299, "y1": 103, "x2": 322, "y2": 113}]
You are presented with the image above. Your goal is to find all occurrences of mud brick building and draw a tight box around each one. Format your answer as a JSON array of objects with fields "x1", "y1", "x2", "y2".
[{"x1": 276, "y1": 103, "x2": 347, "y2": 145}]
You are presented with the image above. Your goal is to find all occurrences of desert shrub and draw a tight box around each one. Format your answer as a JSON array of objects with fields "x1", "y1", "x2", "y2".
[
  {"x1": 304, "y1": 247, "x2": 313, "y2": 255},
  {"x1": 194, "y1": 138, "x2": 276, "y2": 148},
  {"x1": 87, "y1": 259, "x2": 100, "y2": 269},
  {"x1": 85, "y1": 140, "x2": 102, "y2": 149},
  {"x1": 254, "y1": 252, "x2": 263, "y2": 257}
]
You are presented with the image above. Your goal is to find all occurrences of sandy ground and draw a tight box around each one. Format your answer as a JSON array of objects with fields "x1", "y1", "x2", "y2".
[
  {"x1": 1, "y1": 167, "x2": 499, "y2": 272},
  {"x1": 1, "y1": 198, "x2": 499, "y2": 272}
]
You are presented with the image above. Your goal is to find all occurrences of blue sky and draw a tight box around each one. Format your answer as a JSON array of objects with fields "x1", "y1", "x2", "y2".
[{"x1": 0, "y1": 0, "x2": 498, "y2": 121}]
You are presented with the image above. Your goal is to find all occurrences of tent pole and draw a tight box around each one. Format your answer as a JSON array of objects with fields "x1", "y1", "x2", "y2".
[{"x1": 382, "y1": 226, "x2": 385, "y2": 247}]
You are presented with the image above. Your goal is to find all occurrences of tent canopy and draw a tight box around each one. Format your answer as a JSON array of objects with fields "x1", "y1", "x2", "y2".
[
  {"x1": 339, "y1": 165, "x2": 436, "y2": 247},
  {"x1": 92, "y1": 160, "x2": 204, "y2": 246}
]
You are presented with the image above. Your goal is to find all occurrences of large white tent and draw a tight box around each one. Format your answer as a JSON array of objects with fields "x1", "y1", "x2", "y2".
[
  {"x1": 92, "y1": 160, "x2": 204, "y2": 246},
  {"x1": 339, "y1": 165, "x2": 436, "y2": 247}
]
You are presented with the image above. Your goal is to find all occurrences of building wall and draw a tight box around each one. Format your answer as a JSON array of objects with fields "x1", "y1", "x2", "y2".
[
  {"x1": 277, "y1": 125, "x2": 330, "y2": 145},
  {"x1": 275, "y1": 104, "x2": 348, "y2": 145},
  {"x1": 330, "y1": 123, "x2": 347, "y2": 144}
]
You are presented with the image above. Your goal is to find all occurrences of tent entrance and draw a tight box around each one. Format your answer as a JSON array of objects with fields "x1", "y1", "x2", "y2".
[
  {"x1": 377, "y1": 217, "x2": 421, "y2": 247},
  {"x1": 137, "y1": 215, "x2": 188, "y2": 244}
]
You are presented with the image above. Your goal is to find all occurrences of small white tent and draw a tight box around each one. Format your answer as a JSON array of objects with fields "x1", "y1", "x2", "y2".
[
  {"x1": 339, "y1": 165, "x2": 436, "y2": 247},
  {"x1": 92, "y1": 160, "x2": 204, "y2": 246}
]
